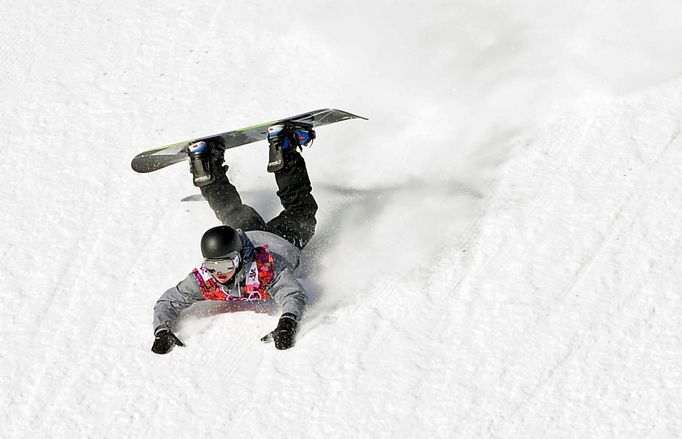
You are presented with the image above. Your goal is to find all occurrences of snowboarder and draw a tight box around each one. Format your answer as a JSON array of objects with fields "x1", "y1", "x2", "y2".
[{"x1": 151, "y1": 124, "x2": 318, "y2": 354}]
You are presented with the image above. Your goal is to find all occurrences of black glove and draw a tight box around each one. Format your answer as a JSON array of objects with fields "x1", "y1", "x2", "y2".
[
  {"x1": 261, "y1": 313, "x2": 298, "y2": 350},
  {"x1": 151, "y1": 329, "x2": 184, "y2": 354}
]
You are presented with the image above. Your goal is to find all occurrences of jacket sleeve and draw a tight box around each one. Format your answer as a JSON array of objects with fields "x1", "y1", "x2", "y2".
[
  {"x1": 268, "y1": 266, "x2": 308, "y2": 321},
  {"x1": 153, "y1": 273, "x2": 205, "y2": 333}
]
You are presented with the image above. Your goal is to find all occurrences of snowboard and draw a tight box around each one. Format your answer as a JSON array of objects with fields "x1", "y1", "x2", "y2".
[{"x1": 130, "y1": 108, "x2": 367, "y2": 174}]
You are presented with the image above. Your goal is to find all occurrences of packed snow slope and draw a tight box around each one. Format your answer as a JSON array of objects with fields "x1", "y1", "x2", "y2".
[{"x1": 2, "y1": 1, "x2": 682, "y2": 438}]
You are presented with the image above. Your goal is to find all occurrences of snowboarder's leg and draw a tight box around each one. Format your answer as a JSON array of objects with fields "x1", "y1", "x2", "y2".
[
  {"x1": 266, "y1": 145, "x2": 318, "y2": 249},
  {"x1": 190, "y1": 139, "x2": 267, "y2": 231}
]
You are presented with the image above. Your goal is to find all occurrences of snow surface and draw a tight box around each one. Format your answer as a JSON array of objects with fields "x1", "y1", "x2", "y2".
[{"x1": 2, "y1": 1, "x2": 682, "y2": 438}]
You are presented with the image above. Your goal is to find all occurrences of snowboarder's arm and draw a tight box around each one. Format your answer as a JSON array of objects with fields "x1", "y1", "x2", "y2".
[
  {"x1": 261, "y1": 266, "x2": 305, "y2": 350},
  {"x1": 153, "y1": 273, "x2": 204, "y2": 333},
  {"x1": 268, "y1": 267, "x2": 308, "y2": 321}
]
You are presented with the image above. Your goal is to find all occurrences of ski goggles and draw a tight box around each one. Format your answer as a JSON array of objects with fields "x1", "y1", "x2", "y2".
[{"x1": 203, "y1": 251, "x2": 241, "y2": 275}]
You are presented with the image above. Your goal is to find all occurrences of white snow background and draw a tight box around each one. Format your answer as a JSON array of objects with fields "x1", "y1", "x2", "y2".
[{"x1": 2, "y1": 1, "x2": 682, "y2": 437}]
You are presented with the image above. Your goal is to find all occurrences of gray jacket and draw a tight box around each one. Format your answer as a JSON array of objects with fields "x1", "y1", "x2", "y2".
[{"x1": 153, "y1": 230, "x2": 307, "y2": 334}]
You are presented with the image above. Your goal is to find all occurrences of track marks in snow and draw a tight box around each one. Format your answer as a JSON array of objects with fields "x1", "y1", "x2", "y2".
[
  {"x1": 21, "y1": 213, "x2": 119, "y2": 435},
  {"x1": 13, "y1": 187, "x2": 182, "y2": 436},
  {"x1": 561, "y1": 128, "x2": 682, "y2": 303},
  {"x1": 449, "y1": 90, "x2": 682, "y2": 437}
]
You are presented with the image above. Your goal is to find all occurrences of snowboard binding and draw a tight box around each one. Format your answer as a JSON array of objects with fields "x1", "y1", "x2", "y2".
[{"x1": 266, "y1": 124, "x2": 316, "y2": 173}]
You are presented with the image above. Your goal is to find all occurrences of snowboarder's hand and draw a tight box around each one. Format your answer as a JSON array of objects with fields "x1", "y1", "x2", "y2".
[
  {"x1": 151, "y1": 329, "x2": 184, "y2": 354},
  {"x1": 261, "y1": 314, "x2": 298, "y2": 350}
]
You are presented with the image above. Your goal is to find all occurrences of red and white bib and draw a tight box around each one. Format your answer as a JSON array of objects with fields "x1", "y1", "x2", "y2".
[{"x1": 192, "y1": 245, "x2": 276, "y2": 302}]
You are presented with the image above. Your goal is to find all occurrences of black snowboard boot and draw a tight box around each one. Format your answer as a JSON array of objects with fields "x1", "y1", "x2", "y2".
[
  {"x1": 266, "y1": 124, "x2": 315, "y2": 173},
  {"x1": 188, "y1": 137, "x2": 225, "y2": 187}
]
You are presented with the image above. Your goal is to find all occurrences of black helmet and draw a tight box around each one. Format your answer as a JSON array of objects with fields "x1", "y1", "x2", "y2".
[{"x1": 200, "y1": 226, "x2": 243, "y2": 259}]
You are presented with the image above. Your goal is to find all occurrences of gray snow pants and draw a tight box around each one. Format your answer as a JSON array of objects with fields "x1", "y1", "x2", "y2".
[{"x1": 200, "y1": 149, "x2": 318, "y2": 249}]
